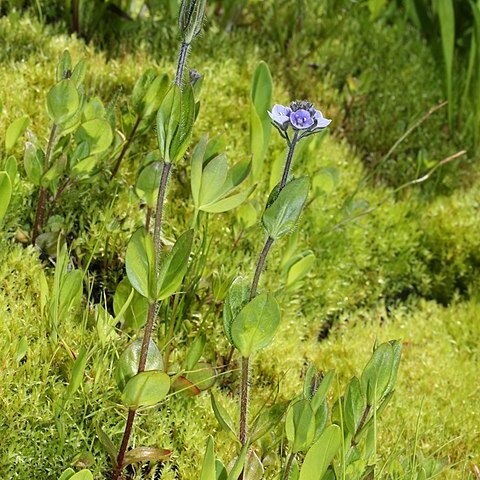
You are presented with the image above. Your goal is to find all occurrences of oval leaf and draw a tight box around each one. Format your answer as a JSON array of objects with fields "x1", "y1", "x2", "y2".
[
  {"x1": 157, "y1": 229, "x2": 193, "y2": 300},
  {"x1": 262, "y1": 177, "x2": 310, "y2": 240},
  {"x1": 47, "y1": 79, "x2": 80, "y2": 125},
  {"x1": 75, "y1": 118, "x2": 113, "y2": 155},
  {"x1": 0, "y1": 172, "x2": 12, "y2": 224},
  {"x1": 126, "y1": 227, "x2": 156, "y2": 301},
  {"x1": 299, "y1": 425, "x2": 341, "y2": 480},
  {"x1": 5, "y1": 116, "x2": 29, "y2": 151},
  {"x1": 115, "y1": 339, "x2": 163, "y2": 391},
  {"x1": 231, "y1": 292, "x2": 281, "y2": 357},
  {"x1": 122, "y1": 370, "x2": 170, "y2": 408}
]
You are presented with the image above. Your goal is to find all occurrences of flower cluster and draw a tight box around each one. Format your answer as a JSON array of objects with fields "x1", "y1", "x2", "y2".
[{"x1": 268, "y1": 100, "x2": 331, "y2": 133}]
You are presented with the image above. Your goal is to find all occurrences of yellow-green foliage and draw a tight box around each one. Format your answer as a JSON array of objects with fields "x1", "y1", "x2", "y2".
[{"x1": 0, "y1": 6, "x2": 479, "y2": 480}]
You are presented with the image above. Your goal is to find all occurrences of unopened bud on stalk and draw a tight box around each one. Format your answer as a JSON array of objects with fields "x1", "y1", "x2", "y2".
[{"x1": 179, "y1": 0, "x2": 207, "y2": 44}]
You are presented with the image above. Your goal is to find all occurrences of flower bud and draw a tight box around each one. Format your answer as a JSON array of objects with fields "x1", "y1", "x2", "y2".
[{"x1": 178, "y1": 0, "x2": 206, "y2": 44}]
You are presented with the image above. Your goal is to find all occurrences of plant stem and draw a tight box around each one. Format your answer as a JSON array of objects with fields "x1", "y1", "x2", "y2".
[
  {"x1": 110, "y1": 116, "x2": 142, "y2": 179},
  {"x1": 250, "y1": 237, "x2": 274, "y2": 300},
  {"x1": 32, "y1": 124, "x2": 58, "y2": 244},
  {"x1": 153, "y1": 162, "x2": 172, "y2": 261},
  {"x1": 145, "y1": 206, "x2": 152, "y2": 233},
  {"x1": 175, "y1": 42, "x2": 190, "y2": 87},
  {"x1": 239, "y1": 355, "x2": 250, "y2": 446},
  {"x1": 280, "y1": 132, "x2": 298, "y2": 189},
  {"x1": 237, "y1": 135, "x2": 301, "y2": 477},
  {"x1": 351, "y1": 404, "x2": 371, "y2": 447},
  {"x1": 111, "y1": 409, "x2": 136, "y2": 480},
  {"x1": 112, "y1": 161, "x2": 172, "y2": 479},
  {"x1": 282, "y1": 452, "x2": 296, "y2": 480}
]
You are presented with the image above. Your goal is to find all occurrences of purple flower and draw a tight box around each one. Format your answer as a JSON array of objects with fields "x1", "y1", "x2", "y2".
[
  {"x1": 269, "y1": 100, "x2": 331, "y2": 134},
  {"x1": 268, "y1": 104, "x2": 292, "y2": 130}
]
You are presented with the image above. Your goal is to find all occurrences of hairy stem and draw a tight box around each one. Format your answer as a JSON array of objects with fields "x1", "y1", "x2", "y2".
[
  {"x1": 250, "y1": 236, "x2": 274, "y2": 300},
  {"x1": 112, "y1": 162, "x2": 172, "y2": 479},
  {"x1": 32, "y1": 124, "x2": 58, "y2": 244},
  {"x1": 239, "y1": 356, "x2": 250, "y2": 446},
  {"x1": 280, "y1": 132, "x2": 298, "y2": 189},
  {"x1": 282, "y1": 452, "x2": 296, "y2": 480},
  {"x1": 175, "y1": 41, "x2": 190, "y2": 87},
  {"x1": 145, "y1": 206, "x2": 152, "y2": 233},
  {"x1": 237, "y1": 136, "x2": 301, "y2": 478},
  {"x1": 110, "y1": 115, "x2": 142, "y2": 179},
  {"x1": 351, "y1": 404, "x2": 371, "y2": 447}
]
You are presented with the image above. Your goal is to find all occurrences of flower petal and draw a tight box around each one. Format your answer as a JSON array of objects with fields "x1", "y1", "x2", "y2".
[
  {"x1": 314, "y1": 110, "x2": 332, "y2": 128},
  {"x1": 290, "y1": 109, "x2": 314, "y2": 129},
  {"x1": 268, "y1": 104, "x2": 291, "y2": 124}
]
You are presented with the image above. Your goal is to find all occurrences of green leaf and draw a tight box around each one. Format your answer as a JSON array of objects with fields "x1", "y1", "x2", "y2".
[
  {"x1": 286, "y1": 251, "x2": 315, "y2": 287},
  {"x1": 75, "y1": 119, "x2": 113, "y2": 155},
  {"x1": 83, "y1": 96, "x2": 105, "y2": 121},
  {"x1": 186, "y1": 333, "x2": 206, "y2": 371},
  {"x1": 187, "y1": 361, "x2": 216, "y2": 391},
  {"x1": 201, "y1": 186, "x2": 254, "y2": 214},
  {"x1": 141, "y1": 73, "x2": 169, "y2": 118},
  {"x1": 223, "y1": 276, "x2": 250, "y2": 346},
  {"x1": 58, "y1": 468, "x2": 75, "y2": 480},
  {"x1": 156, "y1": 85, "x2": 195, "y2": 163},
  {"x1": 250, "y1": 107, "x2": 265, "y2": 182},
  {"x1": 360, "y1": 342, "x2": 395, "y2": 404},
  {"x1": 56, "y1": 50, "x2": 72, "y2": 81},
  {"x1": 286, "y1": 399, "x2": 316, "y2": 453},
  {"x1": 344, "y1": 377, "x2": 365, "y2": 436},
  {"x1": 4, "y1": 155, "x2": 17, "y2": 182},
  {"x1": 15, "y1": 336, "x2": 28, "y2": 363},
  {"x1": 135, "y1": 161, "x2": 163, "y2": 209},
  {"x1": 5, "y1": 116, "x2": 29, "y2": 151},
  {"x1": 210, "y1": 393, "x2": 238, "y2": 442},
  {"x1": 58, "y1": 270, "x2": 83, "y2": 320},
  {"x1": 122, "y1": 370, "x2": 170, "y2": 408},
  {"x1": 68, "y1": 470, "x2": 93, "y2": 480},
  {"x1": 262, "y1": 177, "x2": 310, "y2": 240},
  {"x1": 190, "y1": 135, "x2": 208, "y2": 206},
  {"x1": 71, "y1": 58, "x2": 87, "y2": 87},
  {"x1": 132, "y1": 69, "x2": 156, "y2": 113},
  {"x1": 437, "y1": 0, "x2": 455, "y2": 126},
  {"x1": 250, "y1": 401, "x2": 288, "y2": 443},
  {"x1": 200, "y1": 436, "x2": 216, "y2": 480},
  {"x1": 227, "y1": 444, "x2": 248, "y2": 480},
  {"x1": 47, "y1": 79, "x2": 80, "y2": 125},
  {"x1": 23, "y1": 142, "x2": 43, "y2": 185},
  {"x1": 0, "y1": 172, "x2": 12, "y2": 224},
  {"x1": 299, "y1": 425, "x2": 341, "y2": 480},
  {"x1": 96, "y1": 425, "x2": 118, "y2": 463},
  {"x1": 113, "y1": 277, "x2": 149, "y2": 329},
  {"x1": 384, "y1": 340, "x2": 402, "y2": 397},
  {"x1": 311, "y1": 370, "x2": 335, "y2": 412},
  {"x1": 231, "y1": 292, "x2": 281, "y2": 357},
  {"x1": 126, "y1": 227, "x2": 156, "y2": 301},
  {"x1": 157, "y1": 229, "x2": 193, "y2": 300},
  {"x1": 123, "y1": 447, "x2": 171, "y2": 466},
  {"x1": 313, "y1": 400, "x2": 328, "y2": 441},
  {"x1": 65, "y1": 347, "x2": 88, "y2": 400},
  {"x1": 198, "y1": 154, "x2": 229, "y2": 206},
  {"x1": 115, "y1": 339, "x2": 163, "y2": 391},
  {"x1": 250, "y1": 61, "x2": 272, "y2": 181}
]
